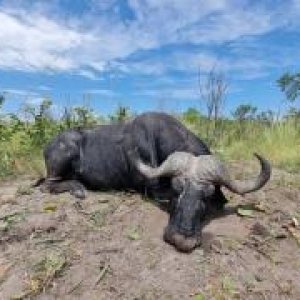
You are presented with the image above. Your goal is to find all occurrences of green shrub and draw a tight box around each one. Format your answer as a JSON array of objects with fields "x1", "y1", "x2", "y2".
[{"x1": 0, "y1": 100, "x2": 299, "y2": 178}]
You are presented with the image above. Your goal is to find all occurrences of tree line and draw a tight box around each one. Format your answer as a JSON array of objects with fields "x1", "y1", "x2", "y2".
[{"x1": 0, "y1": 70, "x2": 299, "y2": 177}]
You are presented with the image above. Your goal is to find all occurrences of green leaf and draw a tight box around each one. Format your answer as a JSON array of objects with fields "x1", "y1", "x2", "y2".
[
  {"x1": 194, "y1": 292, "x2": 205, "y2": 300},
  {"x1": 89, "y1": 210, "x2": 106, "y2": 227},
  {"x1": 127, "y1": 227, "x2": 142, "y2": 240},
  {"x1": 0, "y1": 220, "x2": 9, "y2": 232},
  {"x1": 43, "y1": 203, "x2": 57, "y2": 213},
  {"x1": 237, "y1": 208, "x2": 254, "y2": 218}
]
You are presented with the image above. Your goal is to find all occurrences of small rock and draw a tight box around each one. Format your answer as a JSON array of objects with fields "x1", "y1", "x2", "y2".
[
  {"x1": 274, "y1": 230, "x2": 288, "y2": 239},
  {"x1": 25, "y1": 214, "x2": 58, "y2": 232},
  {"x1": 254, "y1": 267, "x2": 268, "y2": 282},
  {"x1": 291, "y1": 217, "x2": 299, "y2": 227},
  {"x1": 254, "y1": 273, "x2": 264, "y2": 282}
]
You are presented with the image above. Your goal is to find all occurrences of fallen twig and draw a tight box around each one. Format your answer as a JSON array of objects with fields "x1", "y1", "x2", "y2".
[
  {"x1": 98, "y1": 199, "x2": 109, "y2": 203},
  {"x1": 68, "y1": 279, "x2": 84, "y2": 294},
  {"x1": 283, "y1": 224, "x2": 300, "y2": 247},
  {"x1": 34, "y1": 238, "x2": 65, "y2": 245},
  {"x1": 94, "y1": 247, "x2": 122, "y2": 254},
  {"x1": 94, "y1": 263, "x2": 110, "y2": 287}
]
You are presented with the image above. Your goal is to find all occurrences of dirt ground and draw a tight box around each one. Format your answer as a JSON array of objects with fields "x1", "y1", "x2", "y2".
[{"x1": 0, "y1": 161, "x2": 300, "y2": 300}]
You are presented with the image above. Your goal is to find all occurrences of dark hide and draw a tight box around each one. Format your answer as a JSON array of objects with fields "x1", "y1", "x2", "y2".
[
  {"x1": 37, "y1": 112, "x2": 227, "y2": 252},
  {"x1": 41, "y1": 112, "x2": 213, "y2": 195}
]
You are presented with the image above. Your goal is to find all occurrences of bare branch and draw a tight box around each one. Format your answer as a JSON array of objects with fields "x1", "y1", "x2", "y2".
[{"x1": 198, "y1": 67, "x2": 228, "y2": 122}]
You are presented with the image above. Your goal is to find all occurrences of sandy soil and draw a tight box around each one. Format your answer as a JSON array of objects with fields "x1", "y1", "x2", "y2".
[{"x1": 0, "y1": 162, "x2": 300, "y2": 300}]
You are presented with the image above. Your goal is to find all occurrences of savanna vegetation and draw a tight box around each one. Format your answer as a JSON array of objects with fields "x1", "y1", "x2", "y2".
[{"x1": 0, "y1": 71, "x2": 299, "y2": 178}]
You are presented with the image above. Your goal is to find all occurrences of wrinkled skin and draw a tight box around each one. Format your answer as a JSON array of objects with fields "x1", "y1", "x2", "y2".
[
  {"x1": 163, "y1": 178, "x2": 222, "y2": 252},
  {"x1": 134, "y1": 150, "x2": 270, "y2": 252}
]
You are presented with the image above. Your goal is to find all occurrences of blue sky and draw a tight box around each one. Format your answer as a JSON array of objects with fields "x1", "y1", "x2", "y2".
[{"x1": 0, "y1": 0, "x2": 300, "y2": 116}]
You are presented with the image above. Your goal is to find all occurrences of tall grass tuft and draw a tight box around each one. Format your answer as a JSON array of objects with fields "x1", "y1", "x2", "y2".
[
  {"x1": 221, "y1": 120, "x2": 300, "y2": 172},
  {"x1": 181, "y1": 109, "x2": 300, "y2": 172}
]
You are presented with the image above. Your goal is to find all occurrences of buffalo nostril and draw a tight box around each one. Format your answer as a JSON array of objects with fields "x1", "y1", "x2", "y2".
[
  {"x1": 163, "y1": 226, "x2": 201, "y2": 252},
  {"x1": 166, "y1": 232, "x2": 198, "y2": 253},
  {"x1": 178, "y1": 226, "x2": 195, "y2": 237}
]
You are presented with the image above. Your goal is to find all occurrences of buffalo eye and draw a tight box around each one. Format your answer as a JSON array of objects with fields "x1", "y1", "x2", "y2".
[{"x1": 171, "y1": 177, "x2": 186, "y2": 193}]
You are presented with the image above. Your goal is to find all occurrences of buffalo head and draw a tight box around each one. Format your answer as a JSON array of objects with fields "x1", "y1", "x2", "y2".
[{"x1": 135, "y1": 152, "x2": 271, "y2": 252}]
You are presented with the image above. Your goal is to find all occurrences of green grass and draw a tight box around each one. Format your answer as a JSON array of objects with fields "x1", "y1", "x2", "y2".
[
  {"x1": 0, "y1": 102, "x2": 299, "y2": 178},
  {"x1": 219, "y1": 121, "x2": 300, "y2": 172}
]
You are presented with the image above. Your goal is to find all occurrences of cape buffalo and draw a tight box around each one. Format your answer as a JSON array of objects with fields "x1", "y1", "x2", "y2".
[
  {"x1": 36, "y1": 112, "x2": 271, "y2": 252},
  {"x1": 134, "y1": 151, "x2": 271, "y2": 251}
]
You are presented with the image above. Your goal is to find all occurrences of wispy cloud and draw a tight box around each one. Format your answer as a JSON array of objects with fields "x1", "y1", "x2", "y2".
[
  {"x1": 0, "y1": 0, "x2": 299, "y2": 80},
  {"x1": 25, "y1": 97, "x2": 46, "y2": 106},
  {"x1": 2, "y1": 88, "x2": 38, "y2": 97},
  {"x1": 0, "y1": 9, "x2": 96, "y2": 73},
  {"x1": 84, "y1": 89, "x2": 118, "y2": 97},
  {"x1": 139, "y1": 87, "x2": 200, "y2": 101},
  {"x1": 37, "y1": 85, "x2": 52, "y2": 91},
  {"x1": 111, "y1": 49, "x2": 274, "y2": 81}
]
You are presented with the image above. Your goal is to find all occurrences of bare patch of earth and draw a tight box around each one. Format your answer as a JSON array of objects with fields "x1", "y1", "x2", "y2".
[{"x1": 0, "y1": 163, "x2": 300, "y2": 300}]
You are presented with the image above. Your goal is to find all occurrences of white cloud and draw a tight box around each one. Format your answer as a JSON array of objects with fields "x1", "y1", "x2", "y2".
[
  {"x1": 112, "y1": 49, "x2": 274, "y2": 81},
  {"x1": 25, "y1": 97, "x2": 46, "y2": 106},
  {"x1": 37, "y1": 85, "x2": 52, "y2": 91},
  {"x1": 2, "y1": 88, "x2": 38, "y2": 97},
  {"x1": 178, "y1": 10, "x2": 272, "y2": 44},
  {"x1": 0, "y1": 0, "x2": 299, "y2": 78},
  {"x1": 76, "y1": 70, "x2": 99, "y2": 80},
  {"x1": 141, "y1": 87, "x2": 200, "y2": 100},
  {"x1": 84, "y1": 89, "x2": 117, "y2": 97},
  {"x1": 0, "y1": 6, "x2": 157, "y2": 75},
  {"x1": 0, "y1": 10, "x2": 88, "y2": 72}
]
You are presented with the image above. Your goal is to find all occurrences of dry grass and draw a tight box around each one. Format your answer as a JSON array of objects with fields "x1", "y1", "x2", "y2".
[{"x1": 15, "y1": 252, "x2": 67, "y2": 299}]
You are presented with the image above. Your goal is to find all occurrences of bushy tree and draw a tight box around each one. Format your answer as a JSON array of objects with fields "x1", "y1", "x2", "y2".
[
  {"x1": 182, "y1": 108, "x2": 203, "y2": 124},
  {"x1": 231, "y1": 104, "x2": 258, "y2": 137},
  {"x1": 256, "y1": 110, "x2": 275, "y2": 126},
  {"x1": 24, "y1": 99, "x2": 56, "y2": 146},
  {"x1": 73, "y1": 106, "x2": 98, "y2": 127},
  {"x1": 109, "y1": 105, "x2": 131, "y2": 123},
  {"x1": 278, "y1": 72, "x2": 300, "y2": 102},
  {"x1": 232, "y1": 104, "x2": 257, "y2": 122},
  {"x1": 0, "y1": 94, "x2": 4, "y2": 107}
]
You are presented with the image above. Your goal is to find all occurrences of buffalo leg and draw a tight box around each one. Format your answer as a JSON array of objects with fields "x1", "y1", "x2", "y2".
[{"x1": 42, "y1": 179, "x2": 86, "y2": 199}]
